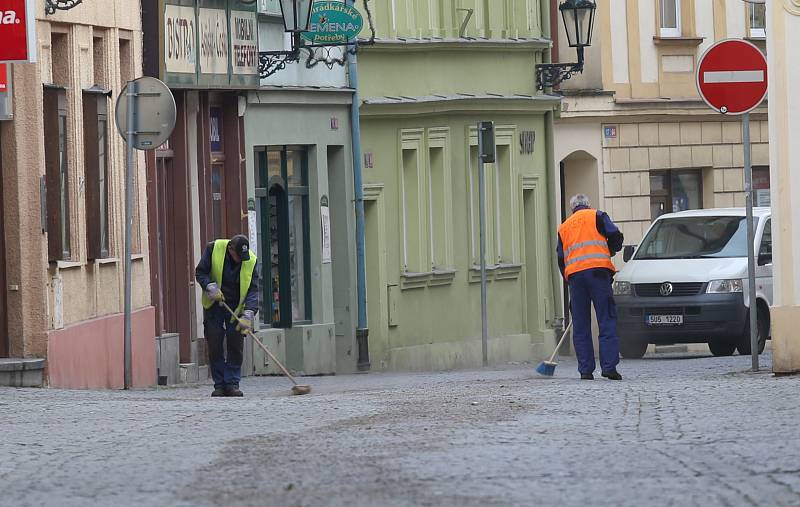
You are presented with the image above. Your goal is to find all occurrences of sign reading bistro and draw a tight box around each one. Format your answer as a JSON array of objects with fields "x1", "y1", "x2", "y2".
[
  {"x1": 162, "y1": 0, "x2": 258, "y2": 89},
  {"x1": 0, "y1": 0, "x2": 37, "y2": 63}
]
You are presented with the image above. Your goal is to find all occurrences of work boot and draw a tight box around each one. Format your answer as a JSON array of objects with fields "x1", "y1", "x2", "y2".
[
  {"x1": 580, "y1": 373, "x2": 594, "y2": 380},
  {"x1": 225, "y1": 385, "x2": 244, "y2": 397},
  {"x1": 602, "y1": 370, "x2": 623, "y2": 381},
  {"x1": 211, "y1": 387, "x2": 226, "y2": 397}
]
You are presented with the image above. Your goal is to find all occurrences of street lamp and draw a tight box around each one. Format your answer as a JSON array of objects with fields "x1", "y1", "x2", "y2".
[
  {"x1": 259, "y1": 0, "x2": 315, "y2": 79},
  {"x1": 536, "y1": 0, "x2": 597, "y2": 90},
  {"x1": 279, "y1": 0, "x2": 314, "y2": 33}
]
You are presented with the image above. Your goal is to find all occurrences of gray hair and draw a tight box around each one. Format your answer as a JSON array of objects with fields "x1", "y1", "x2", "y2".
[{"x1": 569, "y1": 194, "x2": 591, "y2": 212}]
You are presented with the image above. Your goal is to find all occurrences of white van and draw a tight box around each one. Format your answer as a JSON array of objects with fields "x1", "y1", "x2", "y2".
[{"x1": 612, "y1": 208, "x2": 772, "y2": 358}]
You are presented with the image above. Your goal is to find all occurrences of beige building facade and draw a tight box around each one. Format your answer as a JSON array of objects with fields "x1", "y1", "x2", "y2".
[
  {"x1": 766, "y1": 0, "x2": 800, "y2": 374},
  {"x1": 553, "y1": 0, "x2": 770, "y2": 258},
  {"x1": 0, "y1": 2, "x2": 154, "y2": 388}
]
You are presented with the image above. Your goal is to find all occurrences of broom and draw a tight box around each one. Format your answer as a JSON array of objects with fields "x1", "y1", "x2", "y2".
[
  {"x1": 220, "y1": 301, "x2": 312, "y2": 396},
  {"x1": 535, "y1": 318, "x2": 573, "y2": 377}
]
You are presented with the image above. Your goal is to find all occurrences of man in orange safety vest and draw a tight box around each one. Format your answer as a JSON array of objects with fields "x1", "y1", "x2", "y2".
[{"x1": 557, "y1": 194, "x2": 624, "y2": 380}]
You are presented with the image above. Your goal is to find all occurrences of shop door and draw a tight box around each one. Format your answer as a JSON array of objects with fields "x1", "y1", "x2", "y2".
[{"x1": 0, "y1": 144, "x2": 7, "y2": 357}]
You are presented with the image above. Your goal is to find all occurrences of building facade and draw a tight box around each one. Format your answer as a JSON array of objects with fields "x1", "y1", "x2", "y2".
[
  {"x1": 554, "y1": 0, "x2": 770, "y2": 259},
  {"x1": 142, "y1": 0, "x2": 260, "y2": 383},
  {"x1": 356, "y1": 0, "x2": 561, "y2": 371},
  {"x1": 0, "y1": 1, "x2": 154, "y2": 388},
  {"x1": 241, "y1": 0, "x2": 358, "y2": 376}
]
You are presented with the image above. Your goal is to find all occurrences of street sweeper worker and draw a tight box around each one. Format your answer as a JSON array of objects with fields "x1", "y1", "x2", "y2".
[
  {"x1": 557, "y1": 194, "x2": 624, "y2": 381},
  {"x1": 195, "y1": 235, "x2": 259, "y2": 397}
]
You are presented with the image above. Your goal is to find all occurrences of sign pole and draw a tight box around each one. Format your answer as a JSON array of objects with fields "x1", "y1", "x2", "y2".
[
  {"x1": 743, "y1": 112, "x2": 759, "y2": 372},
  {"x1": 123, "y1": 79, "x2": 137, "y2": 390},
  {"x1": 478, "y1": 126, "x2": 489, "y2": 367}
]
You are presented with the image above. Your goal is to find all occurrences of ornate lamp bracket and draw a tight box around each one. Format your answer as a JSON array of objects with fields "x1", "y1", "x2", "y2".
[
  {"x1": 536, "y1": 62, "x2": 585, "y2": 91},
  {"x1": 45, "y1": 0, "x2": 83, "y2": 15}
]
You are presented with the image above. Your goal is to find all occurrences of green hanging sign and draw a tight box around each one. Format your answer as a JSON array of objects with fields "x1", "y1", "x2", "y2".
[{"x1": 300, "y1": 1, "x2": 364, "y2": 45}]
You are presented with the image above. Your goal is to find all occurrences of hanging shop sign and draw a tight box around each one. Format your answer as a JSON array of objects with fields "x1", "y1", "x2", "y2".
[
  {"x1": 301, "y1": 1, "x2": 364, "y2": 45},
  {"x1": 161, "y1": 0, "x2": 258, "y2": 89},
  {"x1": 0, "y1": 0, "x2": 37, "y2": 63}
]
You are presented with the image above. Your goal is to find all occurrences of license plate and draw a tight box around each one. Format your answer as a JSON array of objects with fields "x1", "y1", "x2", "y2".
[{"x1": 646, "y1": 314, "x2": 683, "y2": 326}]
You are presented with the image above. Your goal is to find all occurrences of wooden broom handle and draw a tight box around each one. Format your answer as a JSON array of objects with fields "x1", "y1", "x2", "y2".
[{"x1": 547, "y1": 320, "x2": 573, "y2": 364}]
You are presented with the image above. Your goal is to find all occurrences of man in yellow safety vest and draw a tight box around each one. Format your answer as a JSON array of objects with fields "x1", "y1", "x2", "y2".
[
  {"x1": 195, "y1": 235, "x2": 259, "y2": 397},
  {"x1": 557, "y1": 194, "x2": 624, "y2": 381}
]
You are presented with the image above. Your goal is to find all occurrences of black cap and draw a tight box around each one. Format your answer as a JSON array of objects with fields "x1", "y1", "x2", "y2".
[{"x1": 229, "y1": 235, "x2": 251, "y2": 262}]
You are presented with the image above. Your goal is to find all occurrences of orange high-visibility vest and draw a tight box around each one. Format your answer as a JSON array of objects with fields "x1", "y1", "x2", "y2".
[{"x1": 558, "y1": 208, "x2": 616, "y2": 279}]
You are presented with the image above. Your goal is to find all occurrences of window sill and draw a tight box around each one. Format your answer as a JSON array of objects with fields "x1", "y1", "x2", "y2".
[
  {"x1": 652, "y1": 36, "x2": 705, "y2": 47},
  {"x1": 468, "y1": 263, "x2": 523, "y2": 283},
  {"x1": 745, "y1": 36, "x2": 766, "y2": 44},
  {"x1": 93, "y1": 257, "x2": 119, "y2": 265},
  {"x1": 131, "y1": 254, "x2": 146, "y2": 261},
  {"x1": 55, "y1": 260, "x2": 83, "y2": 270}
]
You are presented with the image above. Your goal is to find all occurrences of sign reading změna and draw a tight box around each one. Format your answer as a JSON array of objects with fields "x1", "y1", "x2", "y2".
[{"x1": 300, "y1": 1, "x2": 364, "y2": 45}]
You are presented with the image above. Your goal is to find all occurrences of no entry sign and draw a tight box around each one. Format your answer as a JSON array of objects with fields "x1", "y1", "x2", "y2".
[
  {"x1": 0, "y1": 0, "x2": 37, "y2": 63},
  {"x1": 696, "y1": 39, "x2": 767, "y2": 115}
]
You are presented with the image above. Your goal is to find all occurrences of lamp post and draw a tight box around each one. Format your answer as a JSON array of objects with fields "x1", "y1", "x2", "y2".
[{"x1": 536, "y1": 0, "x2": 597, "y2": 90}]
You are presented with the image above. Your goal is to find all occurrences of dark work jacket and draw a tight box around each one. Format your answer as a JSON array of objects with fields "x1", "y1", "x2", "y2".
[
  {"x1": 195, "y1": 241, "x2": 260, "y2": 313},
  {"x1": 556, "y1": 205, "x2": 624, "y2": 278}
]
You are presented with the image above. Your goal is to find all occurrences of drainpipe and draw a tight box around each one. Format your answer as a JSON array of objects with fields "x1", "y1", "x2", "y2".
[{"x1": 348, "y1": 0, "x2": 370, "y2": 371}]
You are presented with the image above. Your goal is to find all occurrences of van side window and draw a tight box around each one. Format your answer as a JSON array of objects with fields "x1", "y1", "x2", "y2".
[{"x1": 759, "y1": 219, "x2": 772, "y2": 265}]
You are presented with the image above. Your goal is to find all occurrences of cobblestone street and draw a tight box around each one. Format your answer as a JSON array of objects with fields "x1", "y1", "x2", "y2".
[{"x1": 3, "y1": 351, "x2": 799, "y2": 507}]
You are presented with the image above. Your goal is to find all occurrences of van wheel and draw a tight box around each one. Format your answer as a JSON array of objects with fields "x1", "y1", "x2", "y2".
[
  {"x1": 709, "y1": 339, "x2": 736, "y2": 356},
  {"x1": 736, "y1": 305, "x2": 768, "y2": 355},
  {"x1": 620, "y1": 339, "x2": 648, "y2": 359}
]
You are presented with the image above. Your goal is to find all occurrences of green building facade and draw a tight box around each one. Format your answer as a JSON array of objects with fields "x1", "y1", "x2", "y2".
[{"x1": 357, "y1": 0, "x2": 562, "y2": 370}]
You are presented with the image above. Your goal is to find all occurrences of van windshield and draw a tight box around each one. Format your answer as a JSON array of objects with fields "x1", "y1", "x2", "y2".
[{"x1": 635, "y1": 216, "x2": 749, "y2": 260}]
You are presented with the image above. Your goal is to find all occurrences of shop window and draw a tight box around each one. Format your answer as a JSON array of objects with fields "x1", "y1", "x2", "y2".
[
  {"x1": 44, "y1": 86, "x2": 71, "y2": 262},
  {"x1": 83, "y1": 90, "x2": 111, "y2": 259},
  {"x1": 749, "y1": 3, "x2": 766, "y2": 39},
  {"x1": 255, "y1": 146, "x2": 311, "y2": 328},
  {"x1": 660, "y1": 0, "x2": 681, "y2": 38},
  {"x1": 753, "y1": 166, "x2": 771, "y2": 207},
  {"x1": 650, "y1": 169, "x2": 703, "y2": 220}
]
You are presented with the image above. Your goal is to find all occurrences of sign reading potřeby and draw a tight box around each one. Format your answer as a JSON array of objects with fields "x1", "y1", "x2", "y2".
[
  {"x1": 696, "y1": 39, "x2": 767, "y2": 115},
  {"x1": 0, "y1": 0, "x2": 37, "y2": 63}
]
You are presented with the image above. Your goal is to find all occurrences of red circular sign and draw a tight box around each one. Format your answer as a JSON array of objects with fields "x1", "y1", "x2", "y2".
[{"x1": 696, "y1": 39, "x2": 768, "y2": 115}]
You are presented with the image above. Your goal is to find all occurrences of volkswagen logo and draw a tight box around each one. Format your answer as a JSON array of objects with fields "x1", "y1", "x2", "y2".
[{"x1": 659, "y1": 282, "x2": 674, "y2": 297}]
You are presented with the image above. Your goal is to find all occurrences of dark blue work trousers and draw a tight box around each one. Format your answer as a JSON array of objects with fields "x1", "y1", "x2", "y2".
[
  {"x1": 568, "y1": 268, "x2": 620, "y2": 375},
  {"x1": 204, "y1": 304, "x2": 244, "y2": 389}
]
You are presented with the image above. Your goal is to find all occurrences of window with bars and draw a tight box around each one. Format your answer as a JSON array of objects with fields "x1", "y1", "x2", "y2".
[
  {"x1": 44, "y1": 86, "x2": 71, "y2": 262},
  {"x1": 83, "y1": 90, "x2": 111, "y2": 259}
]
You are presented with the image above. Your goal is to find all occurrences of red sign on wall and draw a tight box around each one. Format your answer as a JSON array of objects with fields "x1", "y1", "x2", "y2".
[{"x1": 0, "y1": 0, "x2": 37, "y2": 63}]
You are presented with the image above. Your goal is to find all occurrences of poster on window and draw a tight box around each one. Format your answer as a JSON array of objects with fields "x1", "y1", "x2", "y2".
[
  {"x1": 248, "y1": 210, "x2": 258, "y2": 256},
  {"x1": 231, "y1": 10, "x2": 258, "y2": 75},
  {"x1": 320, "y1": 205, "x2": 332, "y2": 264},
  {"x1": 198, "y1": 8, "x2": 229, "y2": 76}
]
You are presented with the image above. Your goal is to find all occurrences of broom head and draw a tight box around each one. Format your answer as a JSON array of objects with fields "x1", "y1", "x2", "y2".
[
  {"x1": 536, "y1": 361, "x2": 558, "y2": 377},
  {"x1": 291, "y1": 385, "x2": 312, "y2": 396}
]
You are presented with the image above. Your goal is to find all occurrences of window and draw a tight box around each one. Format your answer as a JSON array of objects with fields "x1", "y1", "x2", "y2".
[
  {"x1": 400, "y1": 130, "x2": 426, "y2": 274},
  {"x1": 660, "y1": 0, "x2": 681, "y2": 38},
  {"x1": 636, "y1": 216, "x2": 749, "y2": 260},
  {"x1": 650, "y1": 169, "x2": 703, "y2": 220},
  {"x1": 44, "y1": 86, "x2": 71, "y2": 261},
  {"x1": 749, "y1": 3, "x2": 766, "y2": 39},
  {"x1": 255, "y1": 146, "x2": 311, "y2": 327},
  {"x1": 83, "y1": 90, "x2": 111, "y2": 259},
  {"x1": 759, "y1": 219, "x2": 772, "y2": 265},
  {"x1": 753, "y1": 166, "x2": 771, "y2": 206}
]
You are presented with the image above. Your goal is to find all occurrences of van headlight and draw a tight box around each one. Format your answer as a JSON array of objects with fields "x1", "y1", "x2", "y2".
[
  {"x1": 613, "y1": 281, "x2": 632, "y2": 296},
  {"x1": 706, "y1": 279, "x2": 744, "y2": 294}
]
